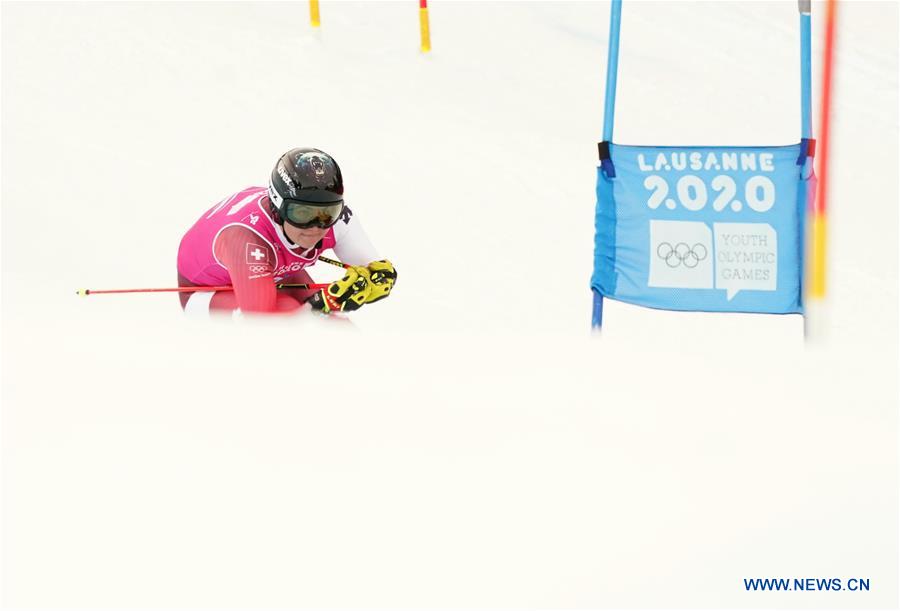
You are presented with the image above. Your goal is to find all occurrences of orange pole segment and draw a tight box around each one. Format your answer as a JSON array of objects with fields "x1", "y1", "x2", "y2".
[
  {"x1": 811, "y1": 0, "x2": 837, "y2": 298},
  {"x1": 419, "y1": 1, "x2": 431, "y2": 52}
]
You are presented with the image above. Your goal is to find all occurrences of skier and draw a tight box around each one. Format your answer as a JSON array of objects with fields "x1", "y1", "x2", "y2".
[{"x1": 177, "y1": 147, "x2": 396, "y2": 316}]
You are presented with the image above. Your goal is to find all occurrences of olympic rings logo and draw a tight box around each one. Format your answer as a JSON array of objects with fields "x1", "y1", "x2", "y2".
[
  {"x1": 248, "y1": 265, "x2": 269, "y2": 273},
  {"x1": 656, "y1": 242, "x2": 708, "y2": 268}
]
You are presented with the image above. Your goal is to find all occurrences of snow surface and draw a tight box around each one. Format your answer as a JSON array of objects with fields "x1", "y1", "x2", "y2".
[{"x1": 2, "y1": 1, "x2": 897, "y2": 608}]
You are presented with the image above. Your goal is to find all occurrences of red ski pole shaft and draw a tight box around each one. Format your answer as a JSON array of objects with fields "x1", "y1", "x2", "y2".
[
  {"x1": 276, "y1": 283, "x2": 328, "y2": 290},
  {"x1": 77, "y1": 283, "x2": 329, "y2": 296}
]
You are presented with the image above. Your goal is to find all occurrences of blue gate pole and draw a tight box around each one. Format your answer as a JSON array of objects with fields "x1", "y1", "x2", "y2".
[
  {"x1": 593, "y1": 0, "x2": 623, "y2": 331},
  {"x1": 602, "y1": 0, "x2": 623, "y2": 142},
  {"x1": 799, "y1": 0, "x2": 814, "y2": 333},
  {"x1": 800, "y1": 0, "x2": 813, "y2": 140},
  {"x1": 592, "y1": 289, "x2": 604, "y2": 329}
]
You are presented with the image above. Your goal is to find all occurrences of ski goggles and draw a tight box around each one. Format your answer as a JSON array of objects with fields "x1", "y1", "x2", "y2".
[{"x1": 281, "y1": 199, "x2": 344, "y2": 229}]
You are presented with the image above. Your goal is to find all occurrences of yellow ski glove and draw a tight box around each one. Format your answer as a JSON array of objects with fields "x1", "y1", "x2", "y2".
[
  {"x1": 364, "y1": 260, "x2": 397, "y2": 304},
  {"x1": 307, "y1": 260, "x2": 397, "y2": 313}
]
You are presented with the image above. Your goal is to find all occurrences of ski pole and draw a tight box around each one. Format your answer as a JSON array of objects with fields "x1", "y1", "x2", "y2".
[
  {"x1": 76, "y1": 283, "x2": 329, "y2": 296},
  {"x1": 317, "y1": 255, "x2": 350, "y2": 269}
]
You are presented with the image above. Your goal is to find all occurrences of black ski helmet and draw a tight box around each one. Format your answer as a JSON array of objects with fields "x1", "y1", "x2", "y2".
[{"x1": 268, "y1": 148, "x2": 344, "y2": 217}]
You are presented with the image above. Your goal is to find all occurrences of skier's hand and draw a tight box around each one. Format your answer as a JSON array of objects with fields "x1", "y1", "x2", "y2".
[
  {"x1": 306, "y1": 260, "x2": 396, "y2": 313},
  {"x1": 364, "y1": 260, "x2": 397, "y2": 304},
  {"x1": 307, "y1": 265, "x2": 371, "y2": 313}
]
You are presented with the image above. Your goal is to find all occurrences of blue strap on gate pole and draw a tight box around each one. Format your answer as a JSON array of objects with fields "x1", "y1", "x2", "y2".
[{"x1": 593, "y1": 0, "x2": 623, "y2": 330}]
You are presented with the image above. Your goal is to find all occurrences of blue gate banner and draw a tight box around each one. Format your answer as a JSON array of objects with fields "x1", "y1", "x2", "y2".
[{"x1": 592, "y1": 144, "x2": 813, "y2": 314}]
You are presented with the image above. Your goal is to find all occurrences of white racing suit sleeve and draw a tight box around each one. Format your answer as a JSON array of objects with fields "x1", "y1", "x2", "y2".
[{"x1": 331, "y1": 206, "x2": 381, "y2": 266}]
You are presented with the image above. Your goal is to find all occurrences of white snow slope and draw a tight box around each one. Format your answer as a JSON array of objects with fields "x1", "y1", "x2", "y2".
[{"x1": 2, "y1": 1, "x2": 897, "y2": 608}]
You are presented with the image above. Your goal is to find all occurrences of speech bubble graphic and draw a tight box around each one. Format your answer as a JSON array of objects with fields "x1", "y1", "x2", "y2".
[
  {"x1": 714, "y1": 223, "x2": 777, "y2": 300},
  {"x1": 648, "y1": 220, "x2": 713, "y2": 289}
]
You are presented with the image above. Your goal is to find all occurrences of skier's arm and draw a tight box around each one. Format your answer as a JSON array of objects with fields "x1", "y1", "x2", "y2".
[
  {"x1": 331, "y1": 207, "x2": 380, "y2": 266},
  {"x1": 213, "y1": 225, "x2": 278, "y2": 312},
  {"x1": 308, "y1": 206, "x2": 396, "y2": 313}
]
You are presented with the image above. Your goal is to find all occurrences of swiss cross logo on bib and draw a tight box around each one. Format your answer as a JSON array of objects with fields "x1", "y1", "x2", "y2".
[{"x1": 246, "y1": 243, "x2": 270, "y2": 265}]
